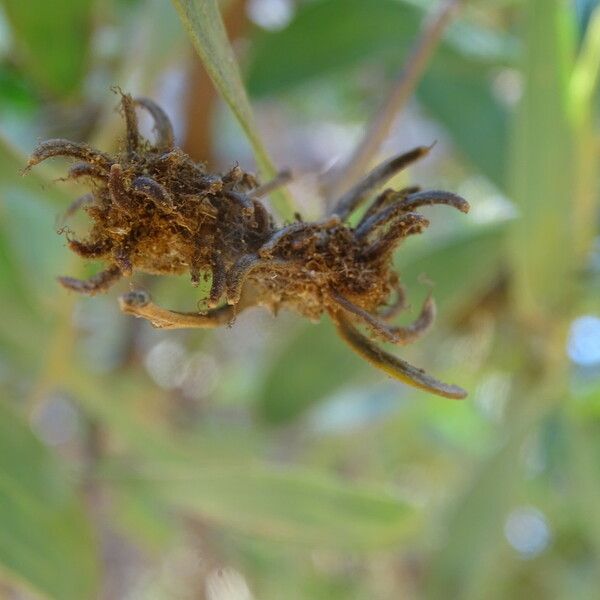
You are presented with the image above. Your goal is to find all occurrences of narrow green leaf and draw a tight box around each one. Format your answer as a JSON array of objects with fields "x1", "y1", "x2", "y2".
[
  {"x1": 2, "y1": 0, "x2": 93, "y2": 96},
  {"x1": 138, "y1": 465, "x2": 416, "y2": 549},
  {"x1": 508, "y1": 0, "x2": 577, "y2": 316},
  {"x1": 0, "y1": 401, "x2": 98, "y2": 600},
  {"x1": 170, "y1": 0, "x2": 294, "y2": 218}
]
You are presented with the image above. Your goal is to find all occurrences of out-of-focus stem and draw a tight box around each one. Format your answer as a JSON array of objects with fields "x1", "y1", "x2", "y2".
[{"x1": 323, "y1": 0, "x2": 465, "y2": 202}]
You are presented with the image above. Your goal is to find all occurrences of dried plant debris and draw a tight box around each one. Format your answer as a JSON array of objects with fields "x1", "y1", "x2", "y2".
[{"x1": 26, "y1": 92, "x2": 469, "y2": 399}]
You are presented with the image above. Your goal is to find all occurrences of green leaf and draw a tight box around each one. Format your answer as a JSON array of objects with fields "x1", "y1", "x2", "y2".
[
  {"x1": 139, "y1": 465, "x2": 416, "y2": 549},
  {"x1": 247, "y1": 0, "x2": 420, "y2": 97},
  {"x1": 508, "y1": 0, "x2": 577, "y2": 316},
  {"x1": 257, "y1": 318, "x2": 369, "y2": 425},
  {"x1": 170, "y1": 0, "x2": 294, "y2": 218},
  {"x1": 2, "y1": 0, "x2": 93, "y2": 96},
  {"x1": 0, "y1": 401, "x2": 98, "y2": 599}
]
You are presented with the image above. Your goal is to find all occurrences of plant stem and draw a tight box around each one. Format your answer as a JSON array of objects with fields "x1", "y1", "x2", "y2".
[{"x1": 323, "y1": 0, "x2": 465, "y2": 201}]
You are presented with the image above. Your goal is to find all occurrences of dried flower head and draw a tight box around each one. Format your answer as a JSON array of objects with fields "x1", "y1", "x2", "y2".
[{"x1": 26, "y1": 92, "x2": 469, "y2": 399}]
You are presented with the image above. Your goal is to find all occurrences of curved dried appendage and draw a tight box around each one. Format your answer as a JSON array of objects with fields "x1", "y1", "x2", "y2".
[
  {"x1": 108, "y1": 164, "x2": 135, "y2": 213},
  {"x1": 356, "y1": 196, "x2": 433, "y2": 239},
  {"x1": 66, "y1": 162, "x2": 109, "y2": 182},
  {"x1": 397, "y1": 190, "x2": 469, "y2": 214},
  {"x1": 207, "y1": 252, "x2": 226, "y2": 308},
  {"x1": 331, "y1": 311, "x2": 466, "y2": 399},
  {"x1": 330, "y1": 291, "x2": 435, "y2": 346},
  {"x1": 222, "y1": 165, "x2": 258, "y2": 192},
  {"x1": 119, "y1": 289, "x2": 241, "y2": 329},
  {"x1": 258, "y1": 216, "x2": 340, "y2": 258},
  {"x1": 330, "y1": 145, "x2": 432, "y2": 220},
  {"x1": 258, "y1": 222, "x2": 310, "y2": 257},
  {"x1": 58, "y1": 265, "x2": 122, "y2": 296},
  {"x1": 379, "y1": 278, "x2": 408, "y2": 320},
  {"x1": 226, "y1": 254, "x2": 292, "y2": 306},
  {"x1": 112, "y1": 242, "x2": 133, "y2": 276},
  {"x1": 226, "y1": 254, "x2": 264, "y2": 305},
  {"x1": 357, "y1": 186, "x2": 421, "y2": 229},
  {"x1": 360, "y1": 213, "x2": 429, "y2": 260},
  {"x1": 132, "y1": 176, "x2": 174, "y2": 211},
  {"x1": 134, "y1": 97, "x2": 175, "y2": 150},
  {"x1": 251, "y1": 199, "x2": 273, "y2": 233},
  {"x1": 67, "y1": 237, "x2": 112, "y2": 259},
  {"x1": 119, "y1": 93, "x2": 140, "y2": 155},
  {"x1": 249, "y1": 170, "x2": 292, "y2": 199},
  {"x1": 224, "y1": 190, "x2": 254, "y2": 216},
  {"x1": 25, "y1": 139, "x2": 114, "y2": 172}
]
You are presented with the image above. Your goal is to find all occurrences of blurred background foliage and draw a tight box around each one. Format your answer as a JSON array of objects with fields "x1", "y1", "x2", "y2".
[{"x1": 0, "y1": 0, "x2": 599, "y2": 598}]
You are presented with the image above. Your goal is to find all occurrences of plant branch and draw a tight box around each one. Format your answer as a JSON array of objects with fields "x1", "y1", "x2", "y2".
[{"x1": 323, "y1": 0, "x2": 465, "y2": 201}]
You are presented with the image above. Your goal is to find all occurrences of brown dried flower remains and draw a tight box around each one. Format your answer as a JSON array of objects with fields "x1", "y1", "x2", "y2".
[{"x1": 26, "y1": 92, "x2": 469, "y2": 399}]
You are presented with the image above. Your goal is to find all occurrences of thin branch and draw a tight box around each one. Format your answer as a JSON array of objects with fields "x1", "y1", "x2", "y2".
[{"x1": 323, "y1": 0, "x2": 465, "y2": 201}]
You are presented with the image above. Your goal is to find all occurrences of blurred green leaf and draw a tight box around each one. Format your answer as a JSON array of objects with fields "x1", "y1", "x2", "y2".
[
  {"x1": 0, "y1": 63, "x2": 38, "y2": 112},
  {"x1": 143, "y1": 465, "x2": 416, "y2": 549},
  {"x1": 0, "y1": 134, "x2": 67, "y2": 364},
  {"x1": 0, "y1": 134, "x2": 69, "y2": 297},
  {"x1": 2, "y1": 0, "x2": 92, "y2": 96},
  {"x1": 0, "y1": 401, "x2": 98, "y2": 599},
  {"x1": 571, "y1": 5, "x2": 600, "y2": 124},
  {"x1": 508, "y1": 0, "x2": 577, "y2": 315},
  {"x1": 247, "y1": 0, "x2": 420, "y2": 96},
  {"x1": 257, "y1": 318, "x2": 368, "y2": 425},
  {"x1": 170, "y1": 0, "x2": 294, "y2": 218},
  {"x1": 69, "y1": 373, "x2": 261, "y2": 467},
  {"x1": 111, "y1": 478, "x2": 178, "y2": 553},
  {"x1": 420, "y1": 53, "x2": 509, "y2": 189}
]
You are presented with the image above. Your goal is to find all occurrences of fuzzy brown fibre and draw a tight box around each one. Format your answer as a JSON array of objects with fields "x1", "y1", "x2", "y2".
[{"x1": 26, "y1": 92, "x2": 470, "y2": 399}]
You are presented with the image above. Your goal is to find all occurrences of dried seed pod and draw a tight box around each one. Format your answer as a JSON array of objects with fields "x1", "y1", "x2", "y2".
[{"x1": 26, "y1": 91, "x2": 469, "y2": 399}]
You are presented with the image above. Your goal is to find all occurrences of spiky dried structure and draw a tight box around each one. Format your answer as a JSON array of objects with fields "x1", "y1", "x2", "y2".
[{"x1": 26, "y1": 92, "x2": 469, "y2": 399}]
